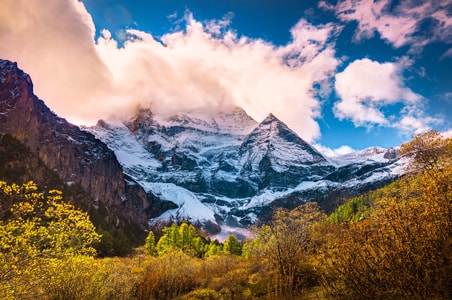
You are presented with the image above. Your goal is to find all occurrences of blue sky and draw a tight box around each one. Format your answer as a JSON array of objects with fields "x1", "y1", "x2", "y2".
[{"x1": 0, "y1": 0, "x2": 451, "y2": 154}]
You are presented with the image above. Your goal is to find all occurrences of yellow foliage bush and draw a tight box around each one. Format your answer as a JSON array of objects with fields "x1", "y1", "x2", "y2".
[
  {"x1": 317, "y1": 131, "x2": 451, "y2": 298},
  {"x1": 0, "y1": 181, "x2": 101, "y2": 299}
]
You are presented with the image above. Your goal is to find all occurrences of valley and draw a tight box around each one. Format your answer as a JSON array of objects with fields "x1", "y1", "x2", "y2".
[{"x1": 0, "y1": 59, "x2": 450, "y2": 299}]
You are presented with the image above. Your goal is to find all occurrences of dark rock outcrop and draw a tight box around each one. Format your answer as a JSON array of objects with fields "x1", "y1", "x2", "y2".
[{"x1": 0, "y1": 60, "x2": 149, "y2": 239}]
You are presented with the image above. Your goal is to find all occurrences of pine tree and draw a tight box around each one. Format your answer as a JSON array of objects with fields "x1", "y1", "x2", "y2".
[
  {"x1": 145, "y1": 230, "x2": 157, "y2": 256},
  {"x1": 223, "y1": 234, "x2": 242, "y2": 256},
  {"x1": 154, "y1": 222, "x2": 208, "y2": 257}
]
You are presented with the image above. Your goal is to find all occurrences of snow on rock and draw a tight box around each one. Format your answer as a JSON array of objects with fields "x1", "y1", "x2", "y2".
[
  {"x1": 143, "y1": 182, "x2": 216, "y2": 224},
  {"x1": 239, "y1": 113, "x2": 328, "y2": 168},
  {"x1": 155, "y1": 106, "x2": 257, "y2": 135},
  {"x1": 242, "y1": 180, "x2": 335, "y2": 210},
  {"x1": 329, "y1": 146, "x2": 396, "y2": 167},
  {"x1": 83, "y1": 121, "x2": 161, "y2": 179},
  {"x1": 83, "y1": 106, "x2": 410, "y2": 234},
  {"x1": 243, "y1": 188, "x2": 293, "y2": 209}
]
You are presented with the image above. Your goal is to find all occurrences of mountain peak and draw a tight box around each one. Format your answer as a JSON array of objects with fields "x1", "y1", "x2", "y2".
[
  {"x1": 151, "y1": 106, "x2": 257, "y2": 135},
  {"x1": 267, "y1": 112, "x2": 277, "y2": 119},
  {"x1": 262, "y1": 113, "x2": 279, "y2": 123},
  {"x1": 254, "y1": 113, "x2": 302, "y2": 143},
  {"x1": 125, "y1": 107, "x2": 157, "y2": 134},
  {"x1": 240, "y1": 112, "x2": 328, "y2": 170},
  {"x1": 257, "y1": 113, "x2": 294, "y2": 137},
  {"x1": 0, "y1": 60, "x2": 34, "y2": 101}
]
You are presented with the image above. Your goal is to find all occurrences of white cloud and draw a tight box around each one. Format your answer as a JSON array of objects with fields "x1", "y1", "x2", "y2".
[
  {"x1": 396, "y1": 106, "x2": 443, "y2": 134},
  {"x1": 442, "y1": 130, "x2": 452, "y2": 139},
  {"x1": 204, "y1": 11, "x2": 234, "y2": 36},
  {"x1": 313, "y1": 143, "x2": 355, "y2": 157},
  {"x1": 333, "y1": 57, "x2": 442, "y2": 134},
  {"x1": 334, "y1": 58, "x2": 421, "y2": 125},
  {"x1": 335, "y1": 0, "x2": 452, "y2": 50},
  {"x1": 0, "y1": 0, "x2": 112, "y2": 124},
  {"x1": 397, "y1": 115, "x2": 431, "y2": 134},
  {"x1": 0, "y1": 0, "x2": 340, "y2": 143},
  {"x1": 318, "y1": 1, "x2": 335, "y2": 11},
  {"x1": 167, "y1": 11, "x2": 178, "y2": 20},
  {"x1": 439, "y1": 92, "x2": 452, "y2": 104}
]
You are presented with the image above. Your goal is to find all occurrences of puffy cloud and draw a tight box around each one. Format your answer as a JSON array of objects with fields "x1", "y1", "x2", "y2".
[
  {"x1": 335, "y1": 0, "x2": 452, "y2": 50},
  {"x1": 0, "y1": 0, "x2": 341, "y2": 143},
  {"x1": 398, "y1": 115, "x2": 432, "y2": 134},
  {"x1": 313, "y1": 144, "x2": 355, "y2": 157},
  {"x1": 0, "y1": 0, "x2": 112, "y2": 124},
  {"x1": 204, "y1": 12, "x2": 235, "y2": 36},
  {"x1": 95, "y1": 13, "x2": 341, "y2": 142},
  {"x1": 318, "y1": 1, "x2": 335, "y2": 11},
  {"x1": 396, "y1": 106, "x2": 443, "y2": 134},
  {"x1": 442, "y1": 130, "x2": 452, "y2": 138},
  {"x1": 333, "y1": 58, "x2": 441, "y2": 133}
]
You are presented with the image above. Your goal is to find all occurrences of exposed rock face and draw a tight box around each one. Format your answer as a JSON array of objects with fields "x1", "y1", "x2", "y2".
[
  {"x1": 86, "y1": 106, "x2": 410, "y2": 233},
  {"x1": 0, "y1": 59, "x2": 410, "y2": 237},
  {"x1": 0, "y1": 133, "x2": 96, "y2": 221},
  {"x1": 0, "y1": 133, "x2": 64, "y2": 194},
  {"x1": 238, "y1": 113, "x2": 335, "y2": 190},
  {"x1": 0, "y1": 60, "x2": 149, "y2": 237}
]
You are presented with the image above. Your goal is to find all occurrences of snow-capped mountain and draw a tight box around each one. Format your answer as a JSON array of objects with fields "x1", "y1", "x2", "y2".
[
  {"x1": 84, "y1": 107, "x2": 409, "y2": 235},
  {"x1": 238, "y1": 113, "x2": 334, "y2": 191},
  {"x1": 0, "y1": 59, "x2": 410, "y2": 240}
]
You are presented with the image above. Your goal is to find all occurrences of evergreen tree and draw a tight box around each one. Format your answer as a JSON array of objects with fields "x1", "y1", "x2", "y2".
[
  {"x1": 145, "y1": 230, "x2": 157, "y2": 256},
  {"x1": 155, "y1": 222, "x2": 208, "y2": 257},
  {"x1": 223, "y1": 234, "x2": 242, "y2": 256},
  {"x1": 205, "y1": 240, "x2": 222, "y2": 257}
]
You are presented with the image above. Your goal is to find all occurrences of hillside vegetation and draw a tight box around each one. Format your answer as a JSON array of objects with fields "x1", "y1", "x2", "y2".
[
  {"x1": 0, "y1": 130, "x2": 450, "y2": 299},
  {"x1": 0, "y1": 133, "x2": 146, "y2": 256}
]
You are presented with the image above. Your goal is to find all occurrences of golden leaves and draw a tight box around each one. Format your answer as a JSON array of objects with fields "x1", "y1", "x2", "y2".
[{"x1": 0, "y1": 181, "x2": 101, "y2": 299}]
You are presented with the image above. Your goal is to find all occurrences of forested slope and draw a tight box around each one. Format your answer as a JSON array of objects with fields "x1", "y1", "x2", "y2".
[{"x1": 0, "y1": 130, "x2": 450, "y2": 299}]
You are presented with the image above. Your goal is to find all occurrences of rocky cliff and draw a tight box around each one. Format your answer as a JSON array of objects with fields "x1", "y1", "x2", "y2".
[{"x1": 0, "y1": 59, "x2": 149, "y2": 240}]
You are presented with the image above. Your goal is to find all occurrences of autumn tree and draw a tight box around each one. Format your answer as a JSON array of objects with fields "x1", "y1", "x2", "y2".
[
  {"x1": 400, "y1": 129, "x2": 452, "y2": 175},
  {"x1": 319, "y1": 131, "x2": 451, "y2": 298},
  {"x1": 253, "y1": 202, "x2": 326, "y2": 298},
  {"x1": 0, "y1": 181, "x2": 101, "y2": 299}
]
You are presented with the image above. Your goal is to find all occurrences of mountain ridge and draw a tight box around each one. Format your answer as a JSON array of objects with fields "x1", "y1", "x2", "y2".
[
  {"x1": 86, "y1": 106, "x2": 409, "y2": 234},
  {"x1": 0, "y1": 59, "x2": 410, "y2": 238}
]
